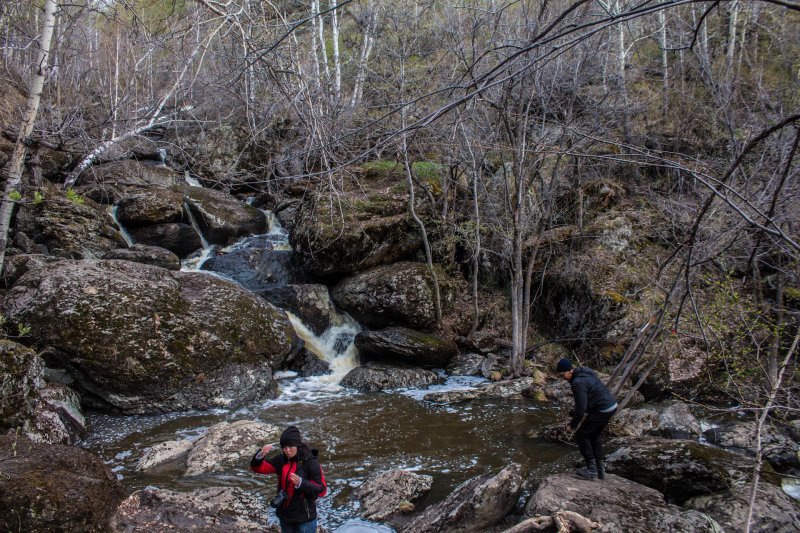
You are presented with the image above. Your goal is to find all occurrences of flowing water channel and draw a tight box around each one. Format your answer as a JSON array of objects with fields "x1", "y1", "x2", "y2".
[{"x1": 85, "y1": 203, "x2": 574, "y2": 531}]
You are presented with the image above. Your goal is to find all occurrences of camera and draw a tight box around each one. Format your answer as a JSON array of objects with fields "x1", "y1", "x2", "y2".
[{"x1": 270, "y1": 490, "x2": 288, "y2": 508}]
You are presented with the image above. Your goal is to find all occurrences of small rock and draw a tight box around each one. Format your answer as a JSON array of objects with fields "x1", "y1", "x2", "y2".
[
  {"x1": 136, "y1": 440, "x2": 194, "y2": 472},
  {"x1": 354, "y1": 470, "x2": 433, "y2": 521}
]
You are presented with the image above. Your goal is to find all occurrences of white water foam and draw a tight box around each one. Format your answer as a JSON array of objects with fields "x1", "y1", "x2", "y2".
[{"x1": 399, "y1": 374, "x2": 488, "y2": 401}]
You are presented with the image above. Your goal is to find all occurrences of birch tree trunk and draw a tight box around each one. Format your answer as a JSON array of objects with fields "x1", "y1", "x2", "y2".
[
  {"x1": 330, "y1": 0, "x2": 341, "y2": 99},
  {"x1": 0, "y1": 0, "x2": 58, "y2": 278}
]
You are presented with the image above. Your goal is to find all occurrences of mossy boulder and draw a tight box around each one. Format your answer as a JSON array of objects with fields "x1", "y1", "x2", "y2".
[
  {"x1": 14, "y1": 182, "x2": 126, "y2": 258},
  {"x1": 704, "y1": 421, "x2": 800, "y2": 474},
  {"x1": 117, "y1": 187, "x2": 185, "y2": 225},
  {"x1": 355, "y1": 327, "x2": 459, "y2": 368},
  {"x1": 685, "y1": 482, "x2": 800, "y2": 533},
  {"x1": 340, "y1": 362, "x2": 438, "y2": 392},
  {"x1": 128, "y1": 222, "x2": 203, "y2": 258},
  {"x1": 2, "y1": 260, "x2": 299, "y2": 413},
  {"x1": 183, "y1": 185, "x2": 267, "y2": 245},
  {"x1": 103, "y1": 244, "x2": 181, "y2": 270},
  {"x1": 332, "y1": 262, "x2": 463, "y2": 330},
  {"x1": 290, "y1": 191, "x2": 421, "y2": 276},
  {"x1": 0, "y1": 434, "x2": 125, "y2": 532},
  {"x1": 75, "y1": 159, "x2": 183, "y2": 204},
  {"x1": 605, "y1": 436, "x2": 768, "y2": 503}
]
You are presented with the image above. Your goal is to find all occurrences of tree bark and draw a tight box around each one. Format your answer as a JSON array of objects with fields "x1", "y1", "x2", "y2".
[{"x1": 0, "y1": 0, "x2": 57, "y2": 278}]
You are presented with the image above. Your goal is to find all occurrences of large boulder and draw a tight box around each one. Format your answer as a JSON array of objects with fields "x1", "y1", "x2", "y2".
[
  {"x1": 525, "y1": 473, "x2": 720, "y2": 532},
  {"x1": 605, "y1": 436, "x2": 763, "y2": 503},
  {"x1": 704, "y1": 421, "x2": 800, "y2": 474},
  {"x1": 183, "y1": 186, "x2": 267, "y2": 245},
  {"x1": 2, "y1": 260, "x2": 299, "y2": 413},
  {"x1": 136, "y1": 439, "x2": 194, "y2": 473},
  {"x1": 128, "y1": 222, "x2": 203, "y2": 258},
  {"x1": 332, "y1": 262, "x2": 461, "y2": 330},
  {"x1": 657, "y1": 402, "x2": 702, "y2": 439},
  {"x1": 291, "y1": 192, "x2": 421, "y2": 277},
  {"x1": 354, "y1": 469, "x2": 433, "y2": 521},
  {"x1": 0, "y1": 434, "x2": 125, "y2": 532},
  {"x1": 340, "y1": 362, "x2": 438, "y2": 392},
  {"x1": 402, "y1": 463, "x2": 524, "y2": 533},
  {"x1": 14, "y1": 183, "x2": 126, "y2": 258},
  {"x1": 110, "y1": 487, "x2": 278, "y2": 532},
  {"x1": 685, "y1": 482, "x2": 800, "y2": 533},
  {"x1": 203, "y1": 234, "x2": 304, "y2": 291},
  {"x1": 0, "y1": 340, "x2": 86, "y2": 444},
  {"x1": 103, "y1": 244, "x2": 181, "y2": 270},
  {"x1": 447, "y1": 353, "x2": 485, "y2": 376},
  {"x1": 116, "y1": 187, "x2": 185, "y2": 225},
  {"x1": 1, "y1": 253, "x2": 58, "y2": 286},
  {"x1": 76, "y1": 159, "x2": 183, "y2": 203},
  {"x1": 258, "y1": 284, "x2": 347, "y2": 336},
  {"x1": 185, "y1": 420, "x2": 281, "y2": 476},
  {"x1": 355, "y1": 327, "x2": 459, "y2": 368}
]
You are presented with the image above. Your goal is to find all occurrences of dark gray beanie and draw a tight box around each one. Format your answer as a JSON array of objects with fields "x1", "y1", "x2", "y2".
[
  {"x1": 555, "y1": 358, "x2": 573, "y2": 373},
  {"x1": 280, "y1": 426, "x2": 303, "y2": 448}
]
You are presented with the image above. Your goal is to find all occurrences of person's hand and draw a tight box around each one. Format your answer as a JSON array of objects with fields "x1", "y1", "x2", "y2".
[
  {"x1": 256, "y1": 444, "x2": 272, "y2": 458},
  {"x1": 565, "y1": 423, "x2": 573, "y2": 434},
  {"x1": 289, "y1": 473, "x2": 301, "y2": 486}
]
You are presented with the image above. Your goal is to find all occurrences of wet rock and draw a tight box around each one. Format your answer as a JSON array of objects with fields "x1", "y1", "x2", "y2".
[
  {"x1": 260, "y1": 283, "x2": 346, "y2": 336},
  {"x1": 136, "y1": 439, "x2": 194, "y2": 472},
  {"x1": 110, "y1": 487, "x2": 278, "y2": 532},
  {"x1": 402, "y1": 463, "x2": 524, "y2": 533},
  {"x1": 28, "y1": 382, "x2": 87, "y2": 444},
  {"x1": 0, "y1": 434, "x2": 125, "y2": 532},
  {"x1": 291, "y1": 192, "x2": 421, "y2": 277},
  {"x1": 1, "y1": 253, "x2": 57, "y2": 286},
  {"x1": 128, "y1": 222, "x2": 203, "y2": 258},
  {"x1": 447, "y1": 353, "x2": 485, "y2": 376},
  {"x1": 186, "y1": 420, "x2": 281, "y2": 476},
  {"x1": 14, "y1": 182, "x2": 126, "y2": 258},
  {"x1": 480, "y1": 352, "x2": 508, "y2": 379},
  {"x1": 103, "y1": 244, "x2": 181, "y2": 270},
  {"x1": 525, "y1": 473, "x2": 720, "y2": 532},
  {"x1": 355, "y1": 327, "x2": 459, "y2": 368},
  {"x1": 3, "y1": 260, "x2": 298, "y2": 413},
  {"x1": 183, "y1": 186, "x2": 267, "y2": 245},
  {"x1": 204, "y1": 234, "x2": 304, "y2": 291},
  {"x1": 76, "y1": 159, "x2": 183, "y2": 203},
  {"x1": 703, "y1": 420, "x2": 800, "y2": 474},
  {"x1": 283, "y1": 347, "x2": 333, "y2": 377},
  {"x1": 424, "y1": 377, "x2": 535, "y2": 404},
  {"x1": 685, "y1": 482, "x2": 800, "y2": 533},
  {"x1": 340, "y1": 362, "x2": 438, "y2": 392},
  {"x1": 332, "y1": 262, "x2": 461, "y2": 330},
  {"x1": 605, "y1": 436, "x2": 761, "y2": 503},
  {"x1": 607, "y1": 408, "x2": 659, "y2": 437},
  {"x1": 116, "y1": 187, "x2": 185, "y2": 225},
  {"x1": 658, "y1": 402, "x2": 701, "y2": 439},
  {"x1": 354, "y1": 469, "x2": 433, "y2": 521}
]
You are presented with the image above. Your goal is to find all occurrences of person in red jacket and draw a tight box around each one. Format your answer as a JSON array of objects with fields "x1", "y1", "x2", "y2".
[{"x1": 251, "y1": 426, "x2": 327, "y2": 533}]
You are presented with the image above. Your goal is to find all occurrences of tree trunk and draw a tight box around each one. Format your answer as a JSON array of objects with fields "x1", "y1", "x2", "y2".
[{"x1": 0, "y1": 0, "x2": 57, "y2": 278}]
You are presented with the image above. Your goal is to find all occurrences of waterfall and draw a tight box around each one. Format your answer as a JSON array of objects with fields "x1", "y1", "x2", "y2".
[
  {"x1": 181, "y1": 201, "x2": 213, "y2": 271},
  {"x1": 287, "y1": 312, "x2": 360, "y2": 381},
  {"x1": 184, "y1": 170, "x2": 202, "y2": 187},
  {"x1": 109, "y1": 205, "x2": 135, "y2": 247}
]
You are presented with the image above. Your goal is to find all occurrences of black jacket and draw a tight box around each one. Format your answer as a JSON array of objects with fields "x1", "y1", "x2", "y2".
[
  {"x1": 250, "y1": 444, "x2": 327, "y2": 523},
  {"x1": 568, "y1": 367, "x2": 617, "y2": 429}
]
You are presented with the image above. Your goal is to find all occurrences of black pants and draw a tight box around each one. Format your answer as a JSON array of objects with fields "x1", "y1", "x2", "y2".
[{"x1": 575, "y1": 409, "x2": 616, "y2": 462}]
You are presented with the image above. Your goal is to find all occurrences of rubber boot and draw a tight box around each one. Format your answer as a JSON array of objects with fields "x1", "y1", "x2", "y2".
[
  {"x1": 595, "y1": 459, "x2": 605, "y2": 480},
  {"x1": 575, "y1": 459, "x2": 597, "y2": 480}
]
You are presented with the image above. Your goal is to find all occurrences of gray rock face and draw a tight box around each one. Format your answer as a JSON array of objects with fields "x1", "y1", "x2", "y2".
[
  {"x1": 340, "y1": 362, "x2": 438, "y2": 392},
  {"x1": 183, "y1": 186, "x2": 267, "y2": 245},
  {"x1": 447, "y1": 353, "x2": 485, "y2": 376},
  {"x1": 402, "y1": 463, "x2": 524, "y2": 533},
  {"x1": 185, "y1": 420, "x2": 281, "y2": 476},
  {"x1": 332, "y1": 262, "x2": 459, "y2": 329},
  {"x1": 76, "y1": 159, "x2": 183, "y2": 203},
  {"x1": 0, "y1": 434, "x2": 125, "y2": 533},
  {"x1": 605, "y1": 436, "x2": 760, "y2": 503},
  {"x1": 28, "y1": 382, "x2": 87, "y2": 444},
  {"x1": 704, "y1": 421, "x2": 800, "y2": 474},
  {"x1": 685, "y1": 482, "x2": 800, "y2": 533},
  {"x1": 607, "y1": 408, "x2": 659, "y2": 437},
  {"x1": 291, "y1": 192, "x2": 422, "y2": 277},
  {"x1": 354, "y1": 469, "x2": 433, "y2": 521},
  {"x1": 136, "y1": 439, "x2": 194, "y2": 472},
  {"x1": 1, "y1": 253, "x2": 57, "y2": 285},
  {"x1": 355, "y1": 327, "x2": 459, "y2": 368},
  {"x1": 3, "y1": 260, "x2": 298, "y2": 413},
  {"x1": 424, "y1": 377, "x2": 535, "y2": 404},
  {"x1": 15, "y1": 183, "x2": 126, "y2": 258},
  {"x1": 203, "y1": 234, "x2": 304, "y2": 291},
  {"x1": 525, "y1": 473, "x2": 720, "y2": 533},
  {"x1": 128, "y1": 222, "x2": 203, "y2": 258},
  {"x1": 103, "y1": 244, "x2": 181, "y2": 270},
  {"x1": 111, "y1": 487, "x2": 279, "y2": 533},
  {"x1": 657, "y1": 402, "x2": 701, "y2": 439},
  {"x1": 117, "y1": 188, "x2": 185, "y2": 225}
]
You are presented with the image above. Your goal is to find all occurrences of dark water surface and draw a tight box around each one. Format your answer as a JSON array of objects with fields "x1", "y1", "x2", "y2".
[{"x1": 82, "y1": 376, "x2": 574, "y2": 531}]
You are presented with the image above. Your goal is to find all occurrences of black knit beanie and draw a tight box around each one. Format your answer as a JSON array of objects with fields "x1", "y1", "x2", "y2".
[
  {"x1": 280, "y1": 426, "x2": 303, "y2": 448},
  {"x1": 555, "y1": 358, "x2": 573, "y2": 373}
]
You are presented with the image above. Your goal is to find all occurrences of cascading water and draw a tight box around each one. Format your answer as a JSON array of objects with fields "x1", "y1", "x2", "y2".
[
  {"x1": 180, "y1": 201, "x2": 214, "y2": 271},
  {"x1": 109, "y1": 205, "x2": 135, "y2": 247}
]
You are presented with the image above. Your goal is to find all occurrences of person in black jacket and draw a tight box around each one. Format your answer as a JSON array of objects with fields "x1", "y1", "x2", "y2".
[
  {"x1": 251, "y1": 426, "x2": 327, "y2": 532},
  {"x1": 556, "y1": 358, "x2": 618, "y2": 480}
]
